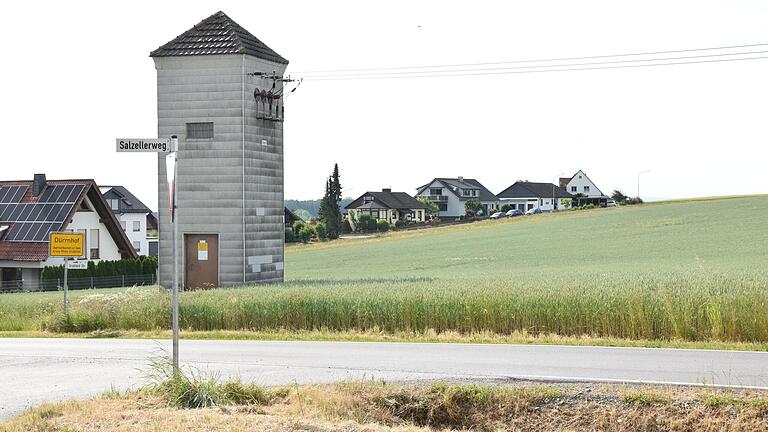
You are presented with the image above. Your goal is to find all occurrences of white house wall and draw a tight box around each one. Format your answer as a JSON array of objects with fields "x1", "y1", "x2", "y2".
[
  {"x1": 566, "y1": 171, "x2": 604, "y2": 197},
  {"x1": 500, "y1": 197, "x2": 571, "y2": 211},
  {"x1": 415, "y1": 181, "x2": 465, "y2": 218},
  {"x1": 57, "y1": 199, "x2": 121, "y2": 263},
  {"x1": 116, "y1": 213, "x2": 148, "y2": 255}
]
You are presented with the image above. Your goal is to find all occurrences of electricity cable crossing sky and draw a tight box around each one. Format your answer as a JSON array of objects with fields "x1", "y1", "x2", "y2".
[{"x1": 293, "y1": 43, "x2": 768, "y2": 80}]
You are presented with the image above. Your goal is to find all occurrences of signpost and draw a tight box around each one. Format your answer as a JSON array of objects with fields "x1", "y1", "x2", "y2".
[
  {"x1": 49, "y1": 232, "x2": 85, "y2": 313},
  {"x1": 115, "y1": 138, "x2": 171, "y2": 153},
  {"x1": 115, "y1": 135, "x2": 180, "y2": 370}
]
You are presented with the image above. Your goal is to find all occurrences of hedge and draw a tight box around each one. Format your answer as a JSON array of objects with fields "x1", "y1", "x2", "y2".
[{"x1": 41, "y1": 256, "x2": 158, "y2": 281}]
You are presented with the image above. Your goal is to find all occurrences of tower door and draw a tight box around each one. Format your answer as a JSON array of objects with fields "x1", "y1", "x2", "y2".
[{"x1": 184, "y1": 234, "x2": 219, "y2": 290}]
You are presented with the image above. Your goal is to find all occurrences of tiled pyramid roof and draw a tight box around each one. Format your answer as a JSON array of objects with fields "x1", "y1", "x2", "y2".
[{"x1": 150, "y1": 11, "x2": 288, "y2": 64}]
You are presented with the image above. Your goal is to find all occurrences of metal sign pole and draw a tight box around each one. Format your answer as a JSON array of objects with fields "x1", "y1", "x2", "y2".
[
  {"x1": 170, "y1": 135, "x2": 180, "y2": 371},
  {"x1": 63, "y1": 258, "x2": 69, "y2": 313}
]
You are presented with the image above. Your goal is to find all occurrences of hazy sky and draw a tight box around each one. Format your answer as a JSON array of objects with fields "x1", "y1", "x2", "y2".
[{"x1": 2, "y1": 1, "x2": 767, "y2": 207}]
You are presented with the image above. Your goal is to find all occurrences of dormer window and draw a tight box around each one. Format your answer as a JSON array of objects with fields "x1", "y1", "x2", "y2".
[{"x1": 363, "y1": 195, "x2": 374, "y2": 204}]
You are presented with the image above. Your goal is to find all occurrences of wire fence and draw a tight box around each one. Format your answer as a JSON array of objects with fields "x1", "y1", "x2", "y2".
[{"x1": 0, "y1": 274, "x2": 157, "y2": 294}]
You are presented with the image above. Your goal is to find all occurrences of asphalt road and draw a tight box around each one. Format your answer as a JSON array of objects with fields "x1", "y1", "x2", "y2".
[{"x1": 1, "y1": 338, "x2": 767, "y2": 419}]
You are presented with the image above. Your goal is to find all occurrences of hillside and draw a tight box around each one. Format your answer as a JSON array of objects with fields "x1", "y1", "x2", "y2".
[{"x1": 286, "y1": 195, "x2": 768, "y2": 280}]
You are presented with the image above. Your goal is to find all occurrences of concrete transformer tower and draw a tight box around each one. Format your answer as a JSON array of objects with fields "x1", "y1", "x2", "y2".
[{"x1": 151, "y1": 11, "x2": 288, "y2": 288}]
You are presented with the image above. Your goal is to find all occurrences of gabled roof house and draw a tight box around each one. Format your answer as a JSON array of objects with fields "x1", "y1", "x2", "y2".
[
  {"x1": 415, "y1": 177, "x2": 500, "y2": 219},
  {"x1": 346, "y1": 189, "x2": 427, "y2": 226},
  {"x1": 0, "y1": 174, "x2": 137, "y2": 291},
  {"x1": 100, "y1": 186, "x2": 158, "y2": 257},
  {"x1": 559, "y1": 170, "x2": 609, "y2": 206},
  {"x1": 497, "y1": 181, "x2": 573, "y2": 212}
]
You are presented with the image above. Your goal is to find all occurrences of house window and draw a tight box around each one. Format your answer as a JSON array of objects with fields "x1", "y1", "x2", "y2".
[
  {"x1": 584, "y1": 186, "x2": 590, "y2": 192},
  {"x1": 438, "y1": 202, "x2": 448, "y2": 211},
  {"x1": 132, "y1": 241, "x2": 141, "y2": 252},
  {"x1": 430, "y1": 188, "x2": 442, "y2": 195},
  {"x1": 89, "y1": 229, "x2": 99, "y2": 259},
  {"x1": 132, "y1": 221, "x2": 141, "y2": 232},
  {"x1": 527, "y1": 203, "x2": 534, "y2": 210},
  {"x1": 187, "y1": 122, "x2": 214, "y2": 140},
  {"x1": 472, "y1": 190, "x2": 477, "y2": 197},
  {"x1": 571, "y1": 186, "x2": 577, "y2": 192},
  {"x1": 462, "y1": 189, "x2": 471, "y2": 196},
  {"x1": 363, "y1": 195, "x2": 374, "y2": 204},
  {"x1": 108, "y1": 199, "x2": 119, "y2": 210}
]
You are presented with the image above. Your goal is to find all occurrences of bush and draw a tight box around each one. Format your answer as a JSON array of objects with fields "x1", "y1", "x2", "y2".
[
  {"x1": 500, "y1": 204, "x2": 512, "y2": 213},
  {"x1": 292, "y1": 221, "x2": 305, "y2": 237},
  {"x1": 315, "y1": 222, "x2": 328, "y2": 240},
  {"x1": 342, "y1": 219, "x2": 352, "y2": 233},
  {"x1": 394, "y1": 220, "x2": 407, "y2": 229},
  {"x1": 299, "y1": 226, "x2": 314, "y2": 243},
  {"x1": 285, "y1": 228, "x2": 296, "y2": 243},
  {"x1": 627, "y1": 197, "x2": 644, "y2": 205},
  {"x1": 358, "y1": 214, "x2": 377, "y2": 232},
  {"x1": 376, "y1": 220, "x2": 390, "y2": 232}
]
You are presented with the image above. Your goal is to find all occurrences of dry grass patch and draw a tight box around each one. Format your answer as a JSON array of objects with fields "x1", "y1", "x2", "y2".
[{"x1": 3, "y1": 381, "x2": 768, "y2": 432}]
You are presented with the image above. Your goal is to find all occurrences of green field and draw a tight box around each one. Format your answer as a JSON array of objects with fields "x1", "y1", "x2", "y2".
[{"x1": 1, "y1": 196, "x2": 767, "y2": 345}]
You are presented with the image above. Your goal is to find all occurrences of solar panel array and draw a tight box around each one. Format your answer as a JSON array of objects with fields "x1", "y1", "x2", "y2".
[{"x1": 0, "y1": 184, "x2": 85, "y2": 242}]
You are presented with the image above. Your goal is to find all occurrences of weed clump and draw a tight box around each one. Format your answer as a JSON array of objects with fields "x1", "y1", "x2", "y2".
[{"x1": 143, "y1": 357, "x2": 281, "y2": 409}]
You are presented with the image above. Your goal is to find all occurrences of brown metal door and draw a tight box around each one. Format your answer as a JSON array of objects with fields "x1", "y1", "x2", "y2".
[{"x1": 184, "y1": 234, "x2": 219, "y2": 290}]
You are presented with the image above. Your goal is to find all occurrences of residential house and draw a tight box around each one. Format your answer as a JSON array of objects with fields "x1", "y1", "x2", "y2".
[
  {"x1": 559, "y1": 170, "x2": 609, "y2": 206},
  {"x1": 346, "y1": 189, "x2": 427, "y2": 226},
  {"x1": 0, "y1": 175, "x2": 137, "y2": 291},
  {"x1": 415, "y1": 177, "x2": 500, "y2": 219},
  {"x1": 100, "y1": 186, "x2": 158, "y2": 257},
  {"x1": 497, "y1": 181, "x2": 573, "y2": 212},
  {"x1": 284, "y1": 207, "x2": 301, "y2": 228}
]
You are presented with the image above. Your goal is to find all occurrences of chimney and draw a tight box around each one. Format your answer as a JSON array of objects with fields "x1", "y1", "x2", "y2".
[
  {"x1": 457, "y1": 176, "x2": 464, "y2": 182},
  {"x1": 382, "y1": 188, "x2": 391, "y2": 193},
  {"x1": 32, "y1": 174, "x2": 46, "y2": 196}
]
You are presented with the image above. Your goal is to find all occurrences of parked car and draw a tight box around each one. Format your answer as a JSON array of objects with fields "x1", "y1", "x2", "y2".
[
  {"x1": 489, "y1": 211, "x2": 504, "y2": 219},
  {"x1": 607, "y1": 200, "x2": 618, "y2": 207},
  {"x1": 525, "y1": 207, "x2": 542, "y2": 215},
  {"x1": 505, "y1": 209, "x2": 523, "y2": 217}
]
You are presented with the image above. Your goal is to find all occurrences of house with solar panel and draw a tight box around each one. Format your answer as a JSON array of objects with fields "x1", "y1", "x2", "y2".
[
  {"x1": 0, "y1": 175, "x2": 137, "y2": 290},
  {"x1": 151, "y1": 11, "x2": 288, "y2": 289}
]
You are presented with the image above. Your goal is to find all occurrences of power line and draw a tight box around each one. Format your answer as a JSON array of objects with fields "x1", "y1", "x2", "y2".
[
  {"x1": 294, "y1": 42, "x2": 768, "y2": 75},
  {"x1": 302, "y1": 55, "x2": 768, "y2": 81},
  {"x1": 300, "y1": 50, "x2": 768, "y2": 79}
]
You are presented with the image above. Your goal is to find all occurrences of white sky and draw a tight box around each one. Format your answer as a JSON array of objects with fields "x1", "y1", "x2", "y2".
[{"x1": 2, "y1": 1, "x2": 767, "y2": 207}]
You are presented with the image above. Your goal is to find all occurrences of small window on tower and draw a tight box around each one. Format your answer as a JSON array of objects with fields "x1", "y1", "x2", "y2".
[{"x1": 187, "y1": 122, "x2": 214, "y2": 140}]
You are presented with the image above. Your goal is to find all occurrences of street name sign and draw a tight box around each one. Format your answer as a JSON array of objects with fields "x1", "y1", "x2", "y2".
[
  {"x1": 66, "y1": 260, "x2": 88, "y2": 270},
  {"x1": 49, "y1": 232, "x2": 85, "y2": 258},
  {"x1": 116, "y1": 138, "x2": 171, "y2": 153}
]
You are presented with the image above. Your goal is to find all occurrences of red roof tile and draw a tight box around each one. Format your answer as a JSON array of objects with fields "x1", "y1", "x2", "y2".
[{"x1": 0, "y1": 242, "x2": 48, "y2": 261}]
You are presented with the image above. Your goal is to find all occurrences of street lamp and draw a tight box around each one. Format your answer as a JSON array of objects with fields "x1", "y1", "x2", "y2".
[
  {"x1": 637, "y1": 170, "x2": 650, "y2": 199},
  {"x1": 552, "y1": 172, "x2": 565, "y2": 212}
]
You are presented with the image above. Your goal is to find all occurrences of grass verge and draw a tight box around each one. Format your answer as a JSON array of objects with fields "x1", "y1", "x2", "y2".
[
  {"x1": 3, "y1": 377, "x2": 768, "y2": 431},
  {"x1": 1, "y1": 328, "x2": 768, "y2": 351}
]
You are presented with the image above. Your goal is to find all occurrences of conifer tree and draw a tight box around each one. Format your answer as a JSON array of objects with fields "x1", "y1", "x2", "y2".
[{"x1": 318, "y1": 164, "x2": 343, "y2": 239}]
